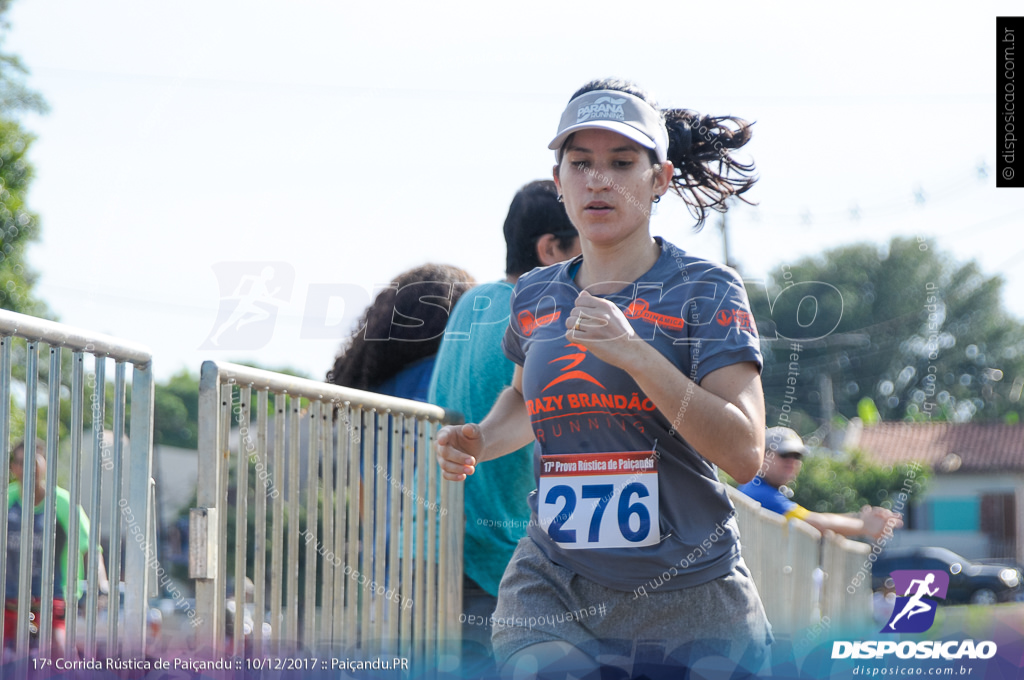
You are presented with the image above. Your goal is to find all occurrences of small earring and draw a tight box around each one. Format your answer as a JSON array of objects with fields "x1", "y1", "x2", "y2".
[
  {"x1": 653, "y1": 195, "x2": 662, "y2": 204},
  {"x1": 557, "y1": 195, "x2": 564, "y2": 203}
]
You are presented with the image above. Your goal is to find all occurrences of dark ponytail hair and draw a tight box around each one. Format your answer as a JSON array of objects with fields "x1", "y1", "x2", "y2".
[{"x1": 568, "y1": 78, "x2": 757, "y2": 230}]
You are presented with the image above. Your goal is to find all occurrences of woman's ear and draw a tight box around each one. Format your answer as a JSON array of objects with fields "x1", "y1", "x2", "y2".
[
  {"x1": 653, "y1": 160, "x2": 673, "y2": 198},
  {"x1": 535, "y1": 233, "x2": 570, "y2": 267},
  {"x1": 552, "y1": 164, "x2": 562, "y2": 196}
]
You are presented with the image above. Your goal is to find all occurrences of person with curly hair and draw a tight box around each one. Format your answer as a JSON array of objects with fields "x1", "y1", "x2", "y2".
[
  {"x1": 327, "y1": 263, "x2": 474, "y2": 399},
  {"x1": 437, "y1": 78, "x2": 771, "y2": 677},
  {"x1": 326, "y1": 263, "x2": 475, "y2": 635}
]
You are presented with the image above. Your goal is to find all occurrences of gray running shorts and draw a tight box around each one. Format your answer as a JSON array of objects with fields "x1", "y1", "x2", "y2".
[{"x1": 490, "y1": 537, "x2": 774, "y2": 675}]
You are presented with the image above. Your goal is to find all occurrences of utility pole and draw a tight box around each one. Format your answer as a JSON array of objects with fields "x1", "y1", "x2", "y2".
[{"x1": 719, "y1": 203, "x2": 736, "y2": 272}]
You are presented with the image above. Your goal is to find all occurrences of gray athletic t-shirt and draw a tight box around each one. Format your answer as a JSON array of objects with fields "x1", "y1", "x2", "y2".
[{"x1": 502, "y1": 237, "x2": 762, "y2": 592}]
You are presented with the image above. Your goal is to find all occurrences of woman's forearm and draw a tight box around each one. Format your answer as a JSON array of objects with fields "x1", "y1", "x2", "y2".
[
  {"x1": 476, "y1": 384, "x2": 535, "y2": 463},
  {"x1": 625, "y1": 343, "x2": 765, "y2": 482},
  {"x1": 436, "y1": 365, "x2": 535, "y2": 481}
]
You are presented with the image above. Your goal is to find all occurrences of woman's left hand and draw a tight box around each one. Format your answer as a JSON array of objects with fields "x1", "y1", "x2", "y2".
[{"x1": 564, "y1": 290, "x2": 639, "y2": 370}]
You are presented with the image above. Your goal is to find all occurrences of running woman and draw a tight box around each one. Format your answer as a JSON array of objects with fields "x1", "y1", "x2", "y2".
[{"x1": 437, "y1": 78, "x2": 771, "y2": 677}]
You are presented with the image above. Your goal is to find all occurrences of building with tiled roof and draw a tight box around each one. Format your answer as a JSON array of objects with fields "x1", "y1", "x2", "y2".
[{"x1": 845, "y1": 421, "x2": 1024, "y2": 563}]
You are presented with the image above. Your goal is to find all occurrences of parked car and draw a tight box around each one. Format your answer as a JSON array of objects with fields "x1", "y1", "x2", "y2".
[
  {"x1": 872, "y1": 546, "x2": 1023, "y2": 605},
  {"x1": 975, "y1": 556, "x2": 1024, "y2": 572}
]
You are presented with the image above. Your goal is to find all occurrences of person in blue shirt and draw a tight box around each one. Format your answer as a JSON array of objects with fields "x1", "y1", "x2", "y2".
[
  {"x1": 326, "y1": 263, "x2": 474, "y2": 632},
  {"x1": 327, "y1": 263, "x2": 474, "y2": 400},
  {"x1": 428, "y1": 180, "x2": 579, "y2": 673},
  {"x1": 737, "y1": 427, "x2": 902, "y2": 540}
]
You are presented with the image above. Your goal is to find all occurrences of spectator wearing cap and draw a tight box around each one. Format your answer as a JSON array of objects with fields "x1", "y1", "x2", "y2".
[{"x1": 736, "y1": 427, "x2": 903, "y2": 541}]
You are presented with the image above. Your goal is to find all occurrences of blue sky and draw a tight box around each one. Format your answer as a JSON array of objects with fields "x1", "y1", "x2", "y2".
[{"x1": 5, "y1": 0, "x2": 1021, "y2": 380}]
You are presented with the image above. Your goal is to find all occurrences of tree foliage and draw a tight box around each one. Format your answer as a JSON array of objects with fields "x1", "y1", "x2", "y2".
[
  {"x1": 750, "y1": 237, "x2": 1024, "y2": 426},
  {"x1": 0, "y1": 1, "x2": 48, "y2": 118},
  {"x1": 0, "y1": 120, "x2": 45, "y2": 315},
  {"x1": 154, "y1": 369, "x2": 200, "y2": 449},
  {"x1": 0, "y1": 1, "x2": 47, "y2": 316},
  {"x1": 788, "y1": 450, "x2": 930, "y2": 516}
]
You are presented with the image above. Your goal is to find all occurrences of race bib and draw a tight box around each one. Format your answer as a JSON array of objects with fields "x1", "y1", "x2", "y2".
[{"x1": 538, "y1": 452, "x2": 659, "y2": 549}]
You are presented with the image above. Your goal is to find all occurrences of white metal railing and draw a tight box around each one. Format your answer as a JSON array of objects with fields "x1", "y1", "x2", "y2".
[
  {"x1": 0, "y1": 309, "x2": 155, "y2": 662},
  {"x1": 727, "y1": 486, "x2": 872, "y2": 634},
  {"x1": 190, "y1": 360, "x2": 463, "y2": 664},
  {"x1": 820, "y1": 531, "x2": 873, "y2": 625}
]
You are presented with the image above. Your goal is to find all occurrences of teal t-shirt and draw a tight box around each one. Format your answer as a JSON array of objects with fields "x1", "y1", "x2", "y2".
[{"x1": 428, "y1": 280, "x2": 535, "y2": 597}]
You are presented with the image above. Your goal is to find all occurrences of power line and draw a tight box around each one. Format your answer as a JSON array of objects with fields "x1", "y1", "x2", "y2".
[{"x1": 737, "y1": 161, "x2": 991, "y2": 229}]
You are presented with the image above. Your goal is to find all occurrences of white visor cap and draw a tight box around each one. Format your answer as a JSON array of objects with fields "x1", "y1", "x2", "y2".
[{"x1": 548, "y1": 89, "x2": 669, "y2": 164}]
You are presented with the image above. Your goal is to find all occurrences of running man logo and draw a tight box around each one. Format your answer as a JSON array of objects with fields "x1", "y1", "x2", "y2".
[
  {"x1": 201, "y1": 262, "x2": 295, "y2": 350},
  {"x1": 882, "y1": 570, "x2": 949, "y2": 634},
  {"x1": 715, "y1": 309, "x2": 757, "y2": 335},
  {"x1": 543, "y1": 342, "x2": 605, "y2": 392},
  {"x1": 518, "y1": 309, "x2": 561, "y2": 337},
  {"x1": 624, "y1": 299, "x2": 686, "y2": 330},
  {"x1": 577, "y1": 96, "x2": 627, "y2": 122}
]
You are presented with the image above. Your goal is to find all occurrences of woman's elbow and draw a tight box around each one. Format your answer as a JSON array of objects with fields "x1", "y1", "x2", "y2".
[{"x1": 726, "y1": 446, "x2": 764, "y2": 484}]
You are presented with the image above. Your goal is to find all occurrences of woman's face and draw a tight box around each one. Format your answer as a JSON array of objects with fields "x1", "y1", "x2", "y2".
[{"x1": 553, "y1": 128, "x2": 671, "y2": 248}]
